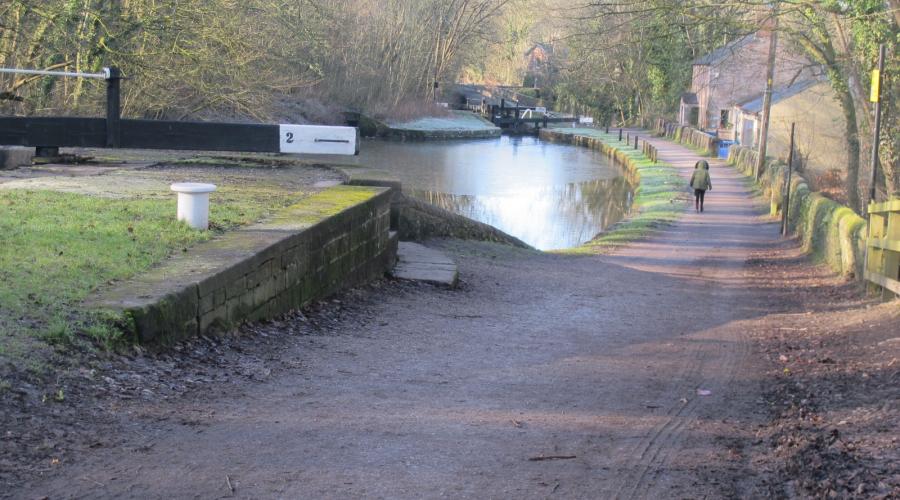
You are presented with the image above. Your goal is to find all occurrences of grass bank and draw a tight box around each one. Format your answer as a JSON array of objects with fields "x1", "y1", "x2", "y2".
[
  {"x1": 0, "y1": 160, "x2": 323, "y2": 355},
  {"x1": 384, "y1": 110, "x2": 501, "y2": 140},
  {"x1": 539, "y1": 128, "x2": 688, "y2": 253}
]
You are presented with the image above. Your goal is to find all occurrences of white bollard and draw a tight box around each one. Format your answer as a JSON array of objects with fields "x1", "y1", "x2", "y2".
[{"x1": 170, "y1": 182, "x2": 216, "y2": 230}]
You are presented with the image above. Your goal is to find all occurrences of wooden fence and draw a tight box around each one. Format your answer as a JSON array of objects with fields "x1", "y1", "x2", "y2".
[
  {"x1": 619, "y1": 131, "x2": 659, "y2": 162},
  {"x1": 641, "y1": 139, "x2": 659, "y2": 163},
  {"x1": 866, "y1": 198, "x2": 900, "y2": 297}
]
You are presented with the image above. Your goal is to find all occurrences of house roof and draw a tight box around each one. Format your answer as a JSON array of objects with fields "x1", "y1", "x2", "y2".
[
  {"x1": 738, "y1": 78, "x2": 824, "y2": 114},
  {"x1": 693, "y1": 33, "x2": 757, "y2": 66}
]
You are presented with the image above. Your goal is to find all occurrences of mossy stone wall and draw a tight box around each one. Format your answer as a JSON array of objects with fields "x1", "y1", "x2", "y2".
[
  {"x1": 655, "y1": 120, "x2": 719, "y2": 156},
  {"x1": 90, "y1": 186, "x2": 397, "y2": 343},
  {"x1": 728, "y1": 144, "x2": 867, "y2": 278}
]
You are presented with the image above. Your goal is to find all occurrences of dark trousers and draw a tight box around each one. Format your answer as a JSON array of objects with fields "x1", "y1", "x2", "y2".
[{"x1": 694, "y1": 189, "x2": 706, "y2": 211}]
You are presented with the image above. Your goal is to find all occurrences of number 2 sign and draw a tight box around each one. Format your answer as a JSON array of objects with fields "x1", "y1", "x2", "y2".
[{"x1": 278, "y1": 125, "x2": 359, "y2": 155}]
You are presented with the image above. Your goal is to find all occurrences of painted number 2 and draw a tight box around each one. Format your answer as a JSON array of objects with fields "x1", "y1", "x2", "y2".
[{"x1": 285, "y1": 132, "x2": 294, "y2": 143}]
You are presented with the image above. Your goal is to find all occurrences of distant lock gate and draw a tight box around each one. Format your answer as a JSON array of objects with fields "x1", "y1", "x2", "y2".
[{"x1": 0, "y1": 66, "x2": 359, "y2": 156}]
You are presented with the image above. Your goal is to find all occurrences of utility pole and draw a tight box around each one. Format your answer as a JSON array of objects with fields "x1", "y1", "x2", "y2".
[
  {"x1": 781, "y1": 122, "x2": 795, "y2": 236},
  {"x1": 868, "y1": 44, "x2": 886, "y2": 207},
  {"x1": 755, "y1": 7, "x2": 779, "y2": 181}
]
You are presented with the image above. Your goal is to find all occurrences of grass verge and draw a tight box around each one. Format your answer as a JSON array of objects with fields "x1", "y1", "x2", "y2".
[
  {"x1": 540, "y1": 128, "x2": 688, "y2": 254},
  {"x1": 0, "y1": 185, "x2": 302, "y2": 353}
]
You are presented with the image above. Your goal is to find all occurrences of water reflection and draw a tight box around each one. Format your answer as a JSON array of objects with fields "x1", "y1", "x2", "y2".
[
  {"x1": 325, "y1": 136, "x2": 634, "y2": 250},
  {"x1": 409, "y1": 177, "x2": 633, "y2": 250}
]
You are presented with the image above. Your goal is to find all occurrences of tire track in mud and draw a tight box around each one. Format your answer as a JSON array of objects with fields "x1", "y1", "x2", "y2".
[
  {"x1": 625, "y1": 281, "x2": 754, "y2": 499},
  {"x1": 14, "y1": 134, "x2": 779, "y2": 499},
  {"x1": 610, "y1": 276, "x2": 720, "y2": 499},
  {"x1": 604, "y1": 135, "x2": 774, "y2": 499}
]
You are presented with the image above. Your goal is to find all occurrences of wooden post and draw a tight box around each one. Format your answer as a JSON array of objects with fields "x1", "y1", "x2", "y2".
[
  {"x1": 864, "y1": 44, "x2": 887, "y2": 292},
  {"x1": 618, "y1": 128, "x2": 623, "y2": 141},
  {"x1": 634, "y1": 135, "x2": 639, "y2": 150},
  {"x1": 781, "y1": 122, "x2": 795, "y2": 236},
  {"x1": 868, "y1": 43, "x2": 886, "y2": 207},
  {"x1": 105, "y1": 66, "x2": 121, "y2": 148}
]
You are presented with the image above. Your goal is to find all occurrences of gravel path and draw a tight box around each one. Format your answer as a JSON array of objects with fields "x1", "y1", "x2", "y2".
[{"x1": 13, "y1": 137, "x2": 845, "y2": 498}]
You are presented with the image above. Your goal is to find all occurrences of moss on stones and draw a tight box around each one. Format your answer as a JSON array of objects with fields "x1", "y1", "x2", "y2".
[{"x1": 728, "y1": 144, "x2": 867, "y2": 279}]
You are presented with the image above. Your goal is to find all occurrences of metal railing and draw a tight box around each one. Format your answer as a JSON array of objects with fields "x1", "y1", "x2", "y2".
[
  {"x1": 0, "y1": 67, "x2": 112, "y2": 80},
  {"x1": 1, "y1": 66, "x2": 122, "y2": 148},
  {"x1": 865, "y1": 198, "x2": 900, "y2": 297}
]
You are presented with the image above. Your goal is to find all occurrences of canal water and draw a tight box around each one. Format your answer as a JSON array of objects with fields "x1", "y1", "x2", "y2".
[{"x1": 335, "y1": 136, "x2": 634, "y2": 250}]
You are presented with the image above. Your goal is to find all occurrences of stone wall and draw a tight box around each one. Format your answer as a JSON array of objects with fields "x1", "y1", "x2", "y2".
[
  {"x1": 655, "y1": 119, "x2": 719, "y2": 156},
  {"x1": 392, "y1": 192, "x2": 530, "y2": 247},
  {"x1": 335, "y1": 164, "x2": 530, "y2": 248},
  {"x1": 729, "y1": 145, "x2": 867, "y2": 279},
  {"x1": 383, "y1": 127, "x2": 501, "y2": 140},
  {"x1": 90, "y1": 185, "x2": 397, "y2": 344}
]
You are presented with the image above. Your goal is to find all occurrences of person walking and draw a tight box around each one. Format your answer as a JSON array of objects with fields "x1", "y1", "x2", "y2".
[{"x1": 690, "y1": 160, "x2": 712, "y2": 212}]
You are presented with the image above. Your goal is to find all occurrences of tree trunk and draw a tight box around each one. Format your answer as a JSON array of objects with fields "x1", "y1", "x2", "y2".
[{"x1": 837, "y1": 84, "x2": 862, "y2": 211}]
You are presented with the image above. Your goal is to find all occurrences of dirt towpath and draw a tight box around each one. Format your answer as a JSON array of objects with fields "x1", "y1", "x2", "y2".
[{"x1": 17, "y1": 138, "x2": 817, "y2": 498}]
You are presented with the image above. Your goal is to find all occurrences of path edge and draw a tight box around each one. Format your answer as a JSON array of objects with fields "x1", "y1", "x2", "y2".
[{"x1": 539, "y1": 128, "x2": 688, "y2": 254}]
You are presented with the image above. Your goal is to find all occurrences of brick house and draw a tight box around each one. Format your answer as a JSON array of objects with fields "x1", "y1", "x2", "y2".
[{"x1": 678, "y1": 28, "x2": 814, "y2": 139}]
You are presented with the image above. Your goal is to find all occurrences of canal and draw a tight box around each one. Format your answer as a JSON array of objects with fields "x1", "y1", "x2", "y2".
[{"x1": 339, "y1": 136, "x2": 634, "y2": 250}]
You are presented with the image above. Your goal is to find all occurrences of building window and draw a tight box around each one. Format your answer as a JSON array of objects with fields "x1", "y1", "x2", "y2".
[{"x1": 720, "y1": 109, "x2": 730, "y2": 128}]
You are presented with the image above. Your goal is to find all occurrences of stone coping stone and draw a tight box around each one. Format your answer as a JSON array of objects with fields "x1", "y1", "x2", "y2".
[
  {"x1": 87, "y1": 184, "x2": 391, "y2": 341},
  {"x1": 391, "y1": 242, "x2": 459, "y2": 287},
  {"x1": 1, "y1": 146, "x2": 34, "y2": 170},
  {"x1": 334, "y1": 164, "x2": 402, "y2": 191}
]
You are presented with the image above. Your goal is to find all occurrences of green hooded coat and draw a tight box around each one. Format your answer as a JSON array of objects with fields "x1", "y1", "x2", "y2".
[{"x1": 690, "y1": 163, "x2": 712, "y2": 191}]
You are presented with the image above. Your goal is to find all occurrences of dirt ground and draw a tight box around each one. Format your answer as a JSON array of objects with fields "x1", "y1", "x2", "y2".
[{"x1": 2, "y1": 138, "x2": 897, "y2": 499}]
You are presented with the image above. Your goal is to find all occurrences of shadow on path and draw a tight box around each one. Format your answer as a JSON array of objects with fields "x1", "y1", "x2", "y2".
[{"x1": 17, "y1": 133, "x2": 853, "y2": 499}]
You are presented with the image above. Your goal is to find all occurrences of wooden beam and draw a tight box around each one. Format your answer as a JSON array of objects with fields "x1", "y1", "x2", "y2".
[
  {"x1": 0, "y1": 117, "x2": 359, "y2": 155},
  {"x1": 864, "y1": 271, "x2": 900, "y2": 295}
]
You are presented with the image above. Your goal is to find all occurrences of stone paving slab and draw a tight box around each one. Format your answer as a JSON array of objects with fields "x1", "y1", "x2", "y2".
[{"x1": 391, "y1": 241, "x2": 459, "y2": 287}]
